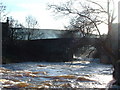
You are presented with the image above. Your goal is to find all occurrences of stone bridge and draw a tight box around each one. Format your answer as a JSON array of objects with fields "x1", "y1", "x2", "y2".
[
  {"x1": 69, "y1": 37, "x2": 99, "y2": 53},
  {"x1": 3, "y1": 37, "x2": 99, "y2": 63}
]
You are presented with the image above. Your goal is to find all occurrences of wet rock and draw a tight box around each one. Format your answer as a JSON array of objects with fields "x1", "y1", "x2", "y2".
[
  {"x1": 43, "y1": 83, "x2": 53, "y2": 86},
  {"x1": 59, "y1": 83, "x2": 72, "y2": 88},
  {"x1": 13, "y1": 74, "x2": 23, "y2": 77},
  {"x1": 107, "y1": 79, "x2": 116, "y2": 88},
  {"x1": 32, "y1": 71, "x2": 41, "y2": 74},
  {"x1": 43, "y1": 75, "x2": 76, "y2": 79},
  {"x1": 76, "y1": 77, "x2": 96, "y2": 82},
  {"x1": 53, "y1": 79, "x2": 69, "y2": 82},
  {"x1": 100, "y1": 55, "x2": 112, "y2": 64},
  {"x1": 0, "y1": 67, "x2": 11, "y2": 73},
  {"x1": 12, "y1": 82, "x2": 30, "y2": 88},
  {"x1": 1, "y1": 80, "x2": 28, "y2": 88},
  {"x1": 37, "y1": 85, "x2": 49, "y2": 88},
  {"x1": 0, "y1": 79, "x2": 14, "y2": 85},
  {"x1": 37, "y1": 65, "x2": 46, "y2": 67},
  {"x1": 113, "y1": 60, "x2": 120, "y2": 86},
  {"x1": 24, "y1": 73, "x2": 40, "y2": 77},
  {"x1": 56, "y1": 75, "x2": 76, "y2": 79}
]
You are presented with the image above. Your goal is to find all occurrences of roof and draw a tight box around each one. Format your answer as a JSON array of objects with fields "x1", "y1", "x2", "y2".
[{"x1": 10, "y1": 28, "x2": 82, "y2": 40}]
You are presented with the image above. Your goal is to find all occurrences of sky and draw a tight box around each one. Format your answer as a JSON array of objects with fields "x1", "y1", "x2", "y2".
[{"x1": 1, "y1": 0, "x2": 120, "y2": 34}]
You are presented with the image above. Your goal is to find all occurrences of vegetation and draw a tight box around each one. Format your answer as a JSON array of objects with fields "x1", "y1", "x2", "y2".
[
  {"x1": 48, "y1": 0, "x2": 117, "y2": 64},
  {"x1": 0, "y1": 2, "x2": 7, "y2": 22},
  {"x1": 8, "y1": 17, "x2": 25, "y2": 40},
  {"x1": 25, "y1": 15, "x2": 39, "y2": 40}
]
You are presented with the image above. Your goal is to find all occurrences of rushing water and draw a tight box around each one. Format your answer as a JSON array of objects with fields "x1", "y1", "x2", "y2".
[{"x1": 0, "y1": 58, "x2": 113, "y2": 88}]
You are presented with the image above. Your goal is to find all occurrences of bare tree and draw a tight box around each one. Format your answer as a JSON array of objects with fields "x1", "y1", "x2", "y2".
[
  {"x1": 48, "y1": 0, "x2": 115, "y2": 36},
  {"x1": 9, "y1": 17, "x2": 24, "y2": 28},
  {"x1": 9, "y1": 17, "x2": 25, "y2": 40},
  {"x1": 48, "y1": 0, "x2": 106, "y2": 37},
  {"x1": 25, "y1": 15, "x2": 38, "y2": 40},
  {"x1": 65, "y1": 13, "x2": 97, "y2": 37},
  {"x1": 0, "y1": 2, "x2": 7, "y2": 22},
  {"x1": 48, "y1": 0, "x2": 117, "y2": 64}
]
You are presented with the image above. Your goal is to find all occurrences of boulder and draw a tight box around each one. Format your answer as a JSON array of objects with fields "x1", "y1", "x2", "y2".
[{"x1": 100, "y1": 55, "x2": 112, "y2": 64}]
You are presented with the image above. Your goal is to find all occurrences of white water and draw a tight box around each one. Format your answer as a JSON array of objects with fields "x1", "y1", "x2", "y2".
[{"x1": 0, "y1": 58, "x2": 113, "y2": 88}]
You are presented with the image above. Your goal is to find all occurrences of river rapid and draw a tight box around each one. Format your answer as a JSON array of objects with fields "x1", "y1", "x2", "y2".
[{"x1": 0, "y1": 58, "x2": 113, "y2": 89}]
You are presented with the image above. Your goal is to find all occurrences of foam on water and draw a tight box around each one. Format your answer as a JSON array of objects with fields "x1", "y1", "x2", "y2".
[{"x1": 0, "y1": 58, "x2": 113, "y2": 88}]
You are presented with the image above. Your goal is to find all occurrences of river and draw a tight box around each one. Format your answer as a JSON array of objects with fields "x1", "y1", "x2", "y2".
[{"x1": 0, "y1": 58, "x2": 113, "y2": 88}]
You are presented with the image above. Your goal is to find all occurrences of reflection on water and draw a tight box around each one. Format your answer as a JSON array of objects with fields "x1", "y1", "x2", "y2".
[{"x1": 0, "y1": 58, "x2": 113, "y2": 88}]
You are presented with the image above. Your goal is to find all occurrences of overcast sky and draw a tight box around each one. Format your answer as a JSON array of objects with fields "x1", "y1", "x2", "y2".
[
  {"x1": 1, "y1": 0, "x2": 120, "y2": 34},
  {"x1": 2, "y1": 0, "x2": 70, "y2": 29}
]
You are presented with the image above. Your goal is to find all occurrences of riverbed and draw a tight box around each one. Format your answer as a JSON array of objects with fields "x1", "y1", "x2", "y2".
[{"x1": 0, "y1": 58, "x2": 113, "y2": 88}]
